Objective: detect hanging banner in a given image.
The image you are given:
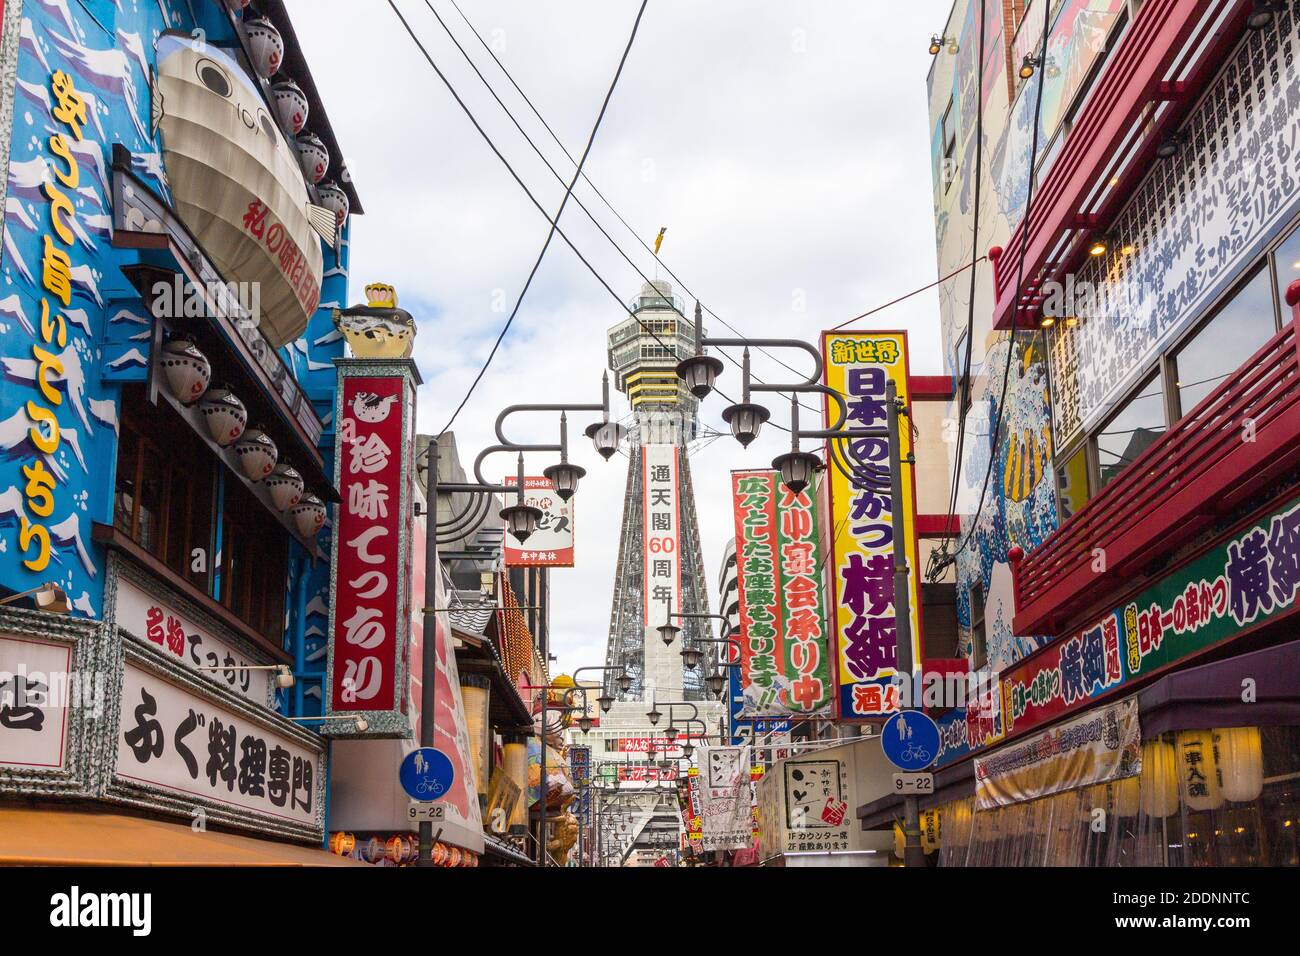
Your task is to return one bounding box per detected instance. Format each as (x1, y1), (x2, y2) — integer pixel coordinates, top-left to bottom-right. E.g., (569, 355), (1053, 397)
(503, 476), (575, 567)
(698, 745), (753, 851)
(730, 470), (833, 717)
(821, 331), (922, 720)
(325, 362), (418, 735)
(974, 696), (1141, 810)
(643, 444), (681, 628)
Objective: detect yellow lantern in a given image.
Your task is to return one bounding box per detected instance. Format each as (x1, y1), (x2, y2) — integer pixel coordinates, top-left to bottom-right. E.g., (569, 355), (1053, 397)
(921, 808), (942, 853)
(947, 799), (974, 846)
(1139, 739), (1180, 817)
(503, 738), (529, 831)
(1176, 730), (1223, 812)
(893, 822), (905, 859)
(1113, 774), (1141, 817)
(1215, 727), (1264, 803)
(459, 677), (491, 803)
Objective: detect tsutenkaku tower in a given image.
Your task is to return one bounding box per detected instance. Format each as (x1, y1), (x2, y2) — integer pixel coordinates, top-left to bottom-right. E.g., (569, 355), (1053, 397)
(602, 281), (716, 703)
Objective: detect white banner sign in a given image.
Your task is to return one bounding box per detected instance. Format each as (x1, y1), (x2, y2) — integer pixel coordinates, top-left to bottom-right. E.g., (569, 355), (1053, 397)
(642, 443), (680, 628)
(0, 633), (73, 770)
(783, 758), (852, 853)
(699, 745), (752, 851)
(116, 663), (321, 827)
(115, 577), (271, 705)
(503, 476), (575, 566)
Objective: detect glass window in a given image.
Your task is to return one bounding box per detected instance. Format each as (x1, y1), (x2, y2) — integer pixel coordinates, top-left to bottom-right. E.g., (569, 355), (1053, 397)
(1174, 265), (1277, 417)
(1273, 217), (1300, 311)
(1095, 373), (1166, 489)
(968, 583), (986, 672)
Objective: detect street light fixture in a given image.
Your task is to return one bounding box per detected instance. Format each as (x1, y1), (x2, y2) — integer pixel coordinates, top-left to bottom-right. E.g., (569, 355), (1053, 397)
(676, 350), (724, 399)
(617, 672), (632, 694)
(705, 672), (726, 697)
(658, 621), (680, 646)
(680, 646), (702, 670)
(646, 703), (662, 726)
(578, 715), (593, 733)
(597, 692), (615, 713)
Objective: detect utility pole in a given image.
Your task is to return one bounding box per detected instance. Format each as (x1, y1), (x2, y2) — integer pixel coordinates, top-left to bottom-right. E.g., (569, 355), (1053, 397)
(886, 378), (925, 868)
(418, 438), (441, 867)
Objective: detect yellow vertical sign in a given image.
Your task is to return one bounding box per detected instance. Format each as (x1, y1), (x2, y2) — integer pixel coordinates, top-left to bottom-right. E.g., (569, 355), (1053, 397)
(820, 331), (922, 720)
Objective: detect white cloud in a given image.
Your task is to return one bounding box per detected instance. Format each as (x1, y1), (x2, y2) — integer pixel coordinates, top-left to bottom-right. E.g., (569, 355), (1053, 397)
(288, 0), (953, 679)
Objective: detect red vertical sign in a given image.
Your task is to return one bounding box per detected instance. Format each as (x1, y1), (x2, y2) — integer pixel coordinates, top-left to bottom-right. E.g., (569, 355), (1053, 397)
(330, 376), (410, 713)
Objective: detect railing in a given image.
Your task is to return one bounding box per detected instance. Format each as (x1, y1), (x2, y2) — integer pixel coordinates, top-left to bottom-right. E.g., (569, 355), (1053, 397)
(992, 0), (1235, 329)
(1011, 305), (1300, 636)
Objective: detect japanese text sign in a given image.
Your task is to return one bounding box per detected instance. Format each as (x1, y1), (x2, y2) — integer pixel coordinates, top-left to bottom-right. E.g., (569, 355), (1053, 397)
(643, 443), (681, 628)
(326, 366), (416, 728)
(821, 331), (922, 720)
(503, 476), (575, 567)
(730, 470), (833, 717)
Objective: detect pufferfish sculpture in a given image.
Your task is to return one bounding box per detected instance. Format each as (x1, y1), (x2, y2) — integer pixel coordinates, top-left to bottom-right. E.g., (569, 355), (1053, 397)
(333, 283), (417, 359)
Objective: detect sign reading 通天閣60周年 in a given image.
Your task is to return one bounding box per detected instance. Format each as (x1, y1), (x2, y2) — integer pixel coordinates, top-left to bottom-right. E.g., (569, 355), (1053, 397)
(935, 491), (1300, 768)
(820, 331), (922, 721)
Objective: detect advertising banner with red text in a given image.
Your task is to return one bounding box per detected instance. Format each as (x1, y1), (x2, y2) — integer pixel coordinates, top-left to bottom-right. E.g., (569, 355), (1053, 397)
(503, 475), (575, 567)
(730, 470), (833, 718)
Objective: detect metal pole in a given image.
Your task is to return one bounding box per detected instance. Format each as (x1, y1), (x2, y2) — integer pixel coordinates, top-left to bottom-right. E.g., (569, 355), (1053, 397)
(886, 378), (925, 868)
(418, 438), (440, 867)
(538, 691), (548, 866)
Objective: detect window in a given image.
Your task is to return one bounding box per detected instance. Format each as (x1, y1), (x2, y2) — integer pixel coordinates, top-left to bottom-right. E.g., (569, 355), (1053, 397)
(921, 583), (960, 659)
(1095, 373), (1166, 490)
(1173, 265), (1278, 417)
(1056, 443), (1090, 520)
(968, 582), (987, 672)
(113, 384), (287, 640)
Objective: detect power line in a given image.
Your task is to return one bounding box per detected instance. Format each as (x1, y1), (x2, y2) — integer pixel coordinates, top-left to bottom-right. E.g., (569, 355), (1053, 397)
(410, 0), (649, 436)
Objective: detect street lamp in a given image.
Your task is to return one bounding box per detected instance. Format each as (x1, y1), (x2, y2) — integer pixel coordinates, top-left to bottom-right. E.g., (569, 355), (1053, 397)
(646, 703), (662, 726)
(617, 672), (632, 694)
(658, 621), (679, 646)
(578, 715), (593, 733)
(597, 692), (615, 713)
(680, 646), (702, 670)
(705, 672), (726, 698)
(582, 373), (628, 461)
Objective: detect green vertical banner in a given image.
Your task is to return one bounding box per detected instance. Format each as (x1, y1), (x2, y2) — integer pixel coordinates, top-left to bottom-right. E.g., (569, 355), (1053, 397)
(731, 470), (833, 717)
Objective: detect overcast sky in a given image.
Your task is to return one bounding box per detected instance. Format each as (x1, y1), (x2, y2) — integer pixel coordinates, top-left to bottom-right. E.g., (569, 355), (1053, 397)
(289, 0), (953, 678)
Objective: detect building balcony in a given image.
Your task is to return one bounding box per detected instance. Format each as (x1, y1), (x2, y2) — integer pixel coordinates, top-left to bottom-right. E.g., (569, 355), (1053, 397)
(1010, 299), (1300, 637)
(991, 0), (1259, 330)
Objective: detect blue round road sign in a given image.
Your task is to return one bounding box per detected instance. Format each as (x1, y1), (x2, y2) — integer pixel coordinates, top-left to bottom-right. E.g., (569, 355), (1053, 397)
(400, 747), (455, 802)
(881, 711), (940, 772)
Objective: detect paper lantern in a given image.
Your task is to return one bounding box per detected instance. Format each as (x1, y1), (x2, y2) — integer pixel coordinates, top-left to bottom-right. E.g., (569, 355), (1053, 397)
(296, 133), (329, 184)
(243, 17), (284, 79)
(947, 799), (974, 846)
(893, 822), (904, 859)
(290, 492), (326, 538)
(198, 387), (247, 446)
(160, 337), (211, 405)
(270, 80), (309, 134)
(316, 180), (350, 228)
(1139, 740), (1180, 818)
(460, 678), (491, 801)
(503, 740), (529, 832)
(266, 463), (304, 511)
(1177, 730), (1223, 812)
(328, 832), (355, 857)
(921, 808), (942, 853)
(1215, 727), (1264, 803)
(233, 428), (278, 481)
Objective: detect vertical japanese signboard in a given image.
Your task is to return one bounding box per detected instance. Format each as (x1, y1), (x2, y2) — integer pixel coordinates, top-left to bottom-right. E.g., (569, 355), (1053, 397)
(643, 444), (680, 628)
(821, 331), (922, 721)
(326, 361), (419, 736)
(730, 470), (833, 717)
(503, 476), (575, 567)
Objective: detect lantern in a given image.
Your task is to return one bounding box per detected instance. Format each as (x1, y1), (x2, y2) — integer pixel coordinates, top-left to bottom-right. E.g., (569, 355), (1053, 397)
(270, 79), (309, 135)
(266, 463), (304, 511)
(584, 420), (627, 461)
(1113, 773), (1141, 817)
(243, 18), (284, 79)
(1177, 730), (1223, 812)
(721, 401), (770, 448)
(296, 133), (329, 184)
(772, 449), (822, 495)
(460, 676), (491, 806)
(920, 808), (941, 853)
(290, 493), (326, 538)
(543, 461), (585, 503)
(1139, 739), (1180, 818)
(328, 831), (355, 857)
(316, 180), (350, 229)
(160, 337), (211, 405)
(233, 428), (278, 481)
(1215, 727), (1264, 803)
(198, 387), (247, 446)
(676, 352), (724, 399)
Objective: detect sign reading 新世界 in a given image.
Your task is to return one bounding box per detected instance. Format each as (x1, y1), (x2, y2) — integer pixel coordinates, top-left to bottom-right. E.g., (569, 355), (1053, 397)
(821, 331), (922, 720)
(730, 470), (833, 718)
(643, 444), (680, 629)
(936, 491), (1300, 768)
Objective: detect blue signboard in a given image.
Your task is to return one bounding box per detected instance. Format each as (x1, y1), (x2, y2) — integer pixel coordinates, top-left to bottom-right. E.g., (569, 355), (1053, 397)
(881, 711), (940, 772)
(399, 747), (455, 802)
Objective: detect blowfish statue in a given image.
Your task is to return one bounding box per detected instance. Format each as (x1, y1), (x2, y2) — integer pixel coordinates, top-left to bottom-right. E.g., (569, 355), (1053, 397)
(333, 283), (417, 359)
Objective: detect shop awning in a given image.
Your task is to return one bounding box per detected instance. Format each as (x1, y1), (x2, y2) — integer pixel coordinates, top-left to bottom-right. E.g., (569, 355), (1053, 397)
(0, 807), (362, 866)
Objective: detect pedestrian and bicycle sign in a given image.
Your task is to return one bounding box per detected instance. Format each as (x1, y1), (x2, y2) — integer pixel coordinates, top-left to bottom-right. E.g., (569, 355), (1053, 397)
(881, 711), (940, 772)
(400, 747), (455, 802)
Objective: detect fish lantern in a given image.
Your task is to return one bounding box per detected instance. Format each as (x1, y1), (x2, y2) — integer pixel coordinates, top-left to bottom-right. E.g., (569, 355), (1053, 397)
(332, 283), (417, 359)
(290, 492), (327, 538)
(160, 336), (211, 405)
(328, 832), (355, 857)
(266, 463), (304, 511)
(234, 428), (278, 481)
(153, 34), (331, 348)
(244, 18), (284, 80)
(198, 387), (247, 446)
(271, 79), (309, 134)
(296, 133), (329, 184)
(316, 180), (350, 229)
